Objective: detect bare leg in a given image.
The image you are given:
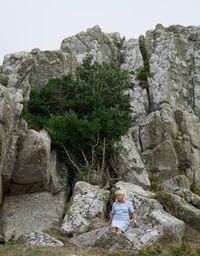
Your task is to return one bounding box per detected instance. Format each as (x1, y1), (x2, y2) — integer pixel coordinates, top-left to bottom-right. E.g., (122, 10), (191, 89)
(116, 227), (122, 233)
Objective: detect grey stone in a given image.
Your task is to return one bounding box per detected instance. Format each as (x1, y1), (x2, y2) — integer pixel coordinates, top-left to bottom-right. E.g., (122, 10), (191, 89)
(9, 129), (67, 195)
(0, 190), (66, 241)
(19, 231), (64, 247)
(111, 132), (150, 188)
(158, 192), (200, 232)
(70, 181), (184, 251)
(61, 181), (110, 235)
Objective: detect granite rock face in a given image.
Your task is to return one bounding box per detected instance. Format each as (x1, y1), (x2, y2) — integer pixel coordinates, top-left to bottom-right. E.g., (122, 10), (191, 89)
(110, 132), (150, 188)
(60, 25), (120, 64)
(0, 190), (66, 241)
(0, 24), (200, 250)
(158, 175), (200, 231)
(61, 181), (110, 235)
(138, 24), (200, 186)
(69, 181), (185, 252)
(19, 231), (64, 247)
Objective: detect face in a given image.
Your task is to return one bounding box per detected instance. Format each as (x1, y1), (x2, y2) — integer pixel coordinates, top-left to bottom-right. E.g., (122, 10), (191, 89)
(116, 194), (124, 202)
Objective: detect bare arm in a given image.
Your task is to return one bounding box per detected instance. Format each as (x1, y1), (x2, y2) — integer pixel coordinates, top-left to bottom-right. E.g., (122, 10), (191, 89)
(130, 212), (140, 227)
(104, 213), (114, 227)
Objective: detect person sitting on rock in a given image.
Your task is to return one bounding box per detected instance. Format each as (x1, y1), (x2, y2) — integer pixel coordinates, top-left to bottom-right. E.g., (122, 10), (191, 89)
(104, 190), (140, 233)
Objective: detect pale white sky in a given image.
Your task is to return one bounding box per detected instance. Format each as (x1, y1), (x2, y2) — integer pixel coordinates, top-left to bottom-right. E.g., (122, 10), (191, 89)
(0, 0), (200, 64)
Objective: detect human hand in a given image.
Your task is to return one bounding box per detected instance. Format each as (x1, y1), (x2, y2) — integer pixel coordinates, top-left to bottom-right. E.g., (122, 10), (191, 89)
(133, 221), (140, 228)
(104, 222), (110, 227)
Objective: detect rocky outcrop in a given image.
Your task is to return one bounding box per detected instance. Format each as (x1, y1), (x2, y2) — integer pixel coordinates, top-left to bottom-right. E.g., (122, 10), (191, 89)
(139, 102), (200, 185)
(158, 175), (200, 231)
(0, 190), (66, 241)
(60, 25), (120, 64)
(0, 24), (200, 251)
(145, 24), (200, 115)
(138, 24), (200, 186)
(8, 129), (67, 195)
(70, 181), (185, 252)
(0, 84), (24, 204)
(61, 181), (110, 235)
(110, 133), (150, 188)
(19, 231), (64, 247)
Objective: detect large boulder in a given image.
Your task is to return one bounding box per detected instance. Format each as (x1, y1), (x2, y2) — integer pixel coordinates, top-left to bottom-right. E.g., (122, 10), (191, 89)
(158, 175), (200, 225)
(110, 133), (150, 188)
(136, 24), (200, 186)
(69, 181), (185, 251)
(19, 231), (64, 247)
(29, 48), (74, 89)
(120, 38), (143, 74)
(0, 85), (24, 203)
(139, 103), (200, 185)
(2, 52), (34, 100)
(158, 191), (200, 232)
(9, 129), (67, 195)
(0, 190), (66, 241)
(61, 181), (110, 236)
(60, 25), (120, 64)
(145, 24), (200, 115)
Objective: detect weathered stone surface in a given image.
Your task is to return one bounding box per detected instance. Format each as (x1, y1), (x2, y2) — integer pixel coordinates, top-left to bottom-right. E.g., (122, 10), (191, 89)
(9, 129), (67, 195)
(0, 190), (66, 241)
(140, 103), (178, 152)
(0, 85), (24, 203)
(145, 24), (200, 115)
(19, 231), (64, 247)
(113, 181), (185, 241)
(61, 181), (110, 235)
(121, 38), (143, 74)
(61, 25), (120, 64)
(1, 24), (200, 251)
(158, 191), (200, 232)
(129, 86), (149, 152)
(159, 175), (191, 193)
(30, 49), (75, 89)
(139, 103), (200, 185)
(136, 24), (200, 186)
(120, 37), (149, 152)
(2, 52), (34, 100)
(70, 181), (184, 251)
(48, 150), (68, 194)
(174, 109), (200, 150)
(111, 133), (150, 188)
(10, 129), (51, 194)
(2, 135), (19, 192)
(159, 175), (200, 209)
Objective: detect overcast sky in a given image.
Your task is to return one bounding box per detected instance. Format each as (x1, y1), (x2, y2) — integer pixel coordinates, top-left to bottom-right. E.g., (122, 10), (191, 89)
(1, 0), (200, 64)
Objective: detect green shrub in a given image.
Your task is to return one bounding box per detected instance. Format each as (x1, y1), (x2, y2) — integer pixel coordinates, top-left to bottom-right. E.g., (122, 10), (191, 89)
(136, 59), (150, 81)
(149, 174), (166, 191)
(178, 159), (192, 171)
(22, 55), (132, 184)
(0, 77), (8, 86)
(113, 36), (126, 50)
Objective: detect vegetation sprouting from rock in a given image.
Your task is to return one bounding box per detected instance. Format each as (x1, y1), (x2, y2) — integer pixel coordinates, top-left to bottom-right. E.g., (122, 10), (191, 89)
(22, 55), (132, 185)
(136, 59), (150, 81)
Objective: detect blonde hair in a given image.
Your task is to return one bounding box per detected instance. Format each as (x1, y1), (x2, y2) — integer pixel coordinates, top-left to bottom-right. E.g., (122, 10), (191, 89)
(115, 190), (128, 201)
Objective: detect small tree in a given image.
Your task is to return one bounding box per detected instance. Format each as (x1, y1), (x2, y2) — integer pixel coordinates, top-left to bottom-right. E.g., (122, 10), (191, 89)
(23, 55), (132, 185)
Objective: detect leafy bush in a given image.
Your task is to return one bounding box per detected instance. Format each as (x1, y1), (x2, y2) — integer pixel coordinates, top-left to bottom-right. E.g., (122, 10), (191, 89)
(22, 55), (132, 184)
(113, 36), (126, 50)
(0, 77), (8, 86)
(136, 59), (150, 81)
